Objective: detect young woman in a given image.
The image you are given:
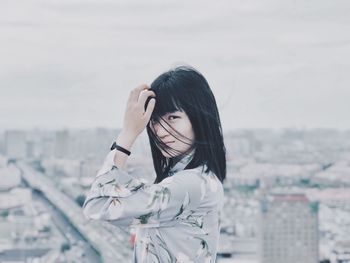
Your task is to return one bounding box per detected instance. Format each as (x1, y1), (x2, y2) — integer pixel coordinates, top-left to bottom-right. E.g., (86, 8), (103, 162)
(83, 65), (226, 262)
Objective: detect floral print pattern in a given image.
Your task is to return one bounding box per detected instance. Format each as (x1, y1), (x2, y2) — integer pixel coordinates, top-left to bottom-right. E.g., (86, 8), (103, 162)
(83, 149), (224, 262)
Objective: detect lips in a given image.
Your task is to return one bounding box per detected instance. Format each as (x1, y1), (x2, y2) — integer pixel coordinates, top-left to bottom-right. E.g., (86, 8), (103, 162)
(163, 141), (175, 145)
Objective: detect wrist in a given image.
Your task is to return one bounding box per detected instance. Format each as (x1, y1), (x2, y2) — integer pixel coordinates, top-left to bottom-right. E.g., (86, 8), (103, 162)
(115, 130), (137, 150)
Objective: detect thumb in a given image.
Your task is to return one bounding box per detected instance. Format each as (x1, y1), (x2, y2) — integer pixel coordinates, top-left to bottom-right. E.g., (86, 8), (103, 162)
(144, 98), (156, 120)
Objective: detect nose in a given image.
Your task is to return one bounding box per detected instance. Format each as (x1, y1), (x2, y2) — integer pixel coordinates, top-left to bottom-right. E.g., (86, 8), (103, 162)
(152, 121), (169, 137)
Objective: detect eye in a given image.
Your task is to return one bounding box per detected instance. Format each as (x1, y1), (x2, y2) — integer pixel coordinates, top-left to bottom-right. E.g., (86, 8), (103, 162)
(168, 115), (179, 120)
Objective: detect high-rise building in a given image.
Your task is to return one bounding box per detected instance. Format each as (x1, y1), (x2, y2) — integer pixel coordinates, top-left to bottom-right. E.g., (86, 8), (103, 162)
(26, 140), (35, 158)
(54, 129), (69, 158)
(259, 192), (319, 263)
(4, 130), (27, 159)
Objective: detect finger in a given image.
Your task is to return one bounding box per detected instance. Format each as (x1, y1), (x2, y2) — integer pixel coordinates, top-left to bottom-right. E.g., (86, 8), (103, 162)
(138, 90), (156, 106)
(144, 98), (156, 120)
(138, 89), (156, 100)
(129, 84), (149, 103)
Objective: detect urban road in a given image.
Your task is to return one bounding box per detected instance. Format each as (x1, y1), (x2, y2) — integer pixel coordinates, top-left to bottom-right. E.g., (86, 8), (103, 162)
(16, 161), (132, 263)
(31, 187), (102, 263)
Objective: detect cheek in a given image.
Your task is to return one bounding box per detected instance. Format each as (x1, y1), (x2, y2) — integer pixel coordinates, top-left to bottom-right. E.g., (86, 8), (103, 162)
(175, 121), (194, 141)
(185, 119), (195, 139)
(188, 129), (195, 142)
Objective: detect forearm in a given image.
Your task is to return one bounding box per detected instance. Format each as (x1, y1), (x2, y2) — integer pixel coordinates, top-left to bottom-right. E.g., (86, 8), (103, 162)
(113, 130), (137, 170)
(111, 85), (155, 170)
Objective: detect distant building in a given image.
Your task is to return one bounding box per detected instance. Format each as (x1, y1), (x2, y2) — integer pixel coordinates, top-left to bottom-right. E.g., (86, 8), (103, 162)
(41, 136), (55, 159)
(259, 192), (319, 263)
(0, 164), (22, 191)
(311, 161), (350, 187)
(54, 130), (69, 158)
(0, 188), (32, 210)
(4, 130), (27, 159)
(330, 240), (350, 262)
(0, 133), (5, 155)
(218, 236), (258, 261)
(26, 140), (35, 158)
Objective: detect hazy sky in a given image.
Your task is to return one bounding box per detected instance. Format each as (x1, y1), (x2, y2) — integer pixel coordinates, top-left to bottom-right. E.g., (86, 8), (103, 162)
(1, 0), (350, 131)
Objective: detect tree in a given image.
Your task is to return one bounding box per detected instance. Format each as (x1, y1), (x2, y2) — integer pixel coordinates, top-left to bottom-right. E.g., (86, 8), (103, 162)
(0, 210), (9, 217)
(75, 194), (86, 207)
(60, 242), (71, 253)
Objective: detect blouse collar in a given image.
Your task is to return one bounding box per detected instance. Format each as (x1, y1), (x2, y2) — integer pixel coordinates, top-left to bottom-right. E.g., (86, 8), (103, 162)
(168, 148), (196, 176)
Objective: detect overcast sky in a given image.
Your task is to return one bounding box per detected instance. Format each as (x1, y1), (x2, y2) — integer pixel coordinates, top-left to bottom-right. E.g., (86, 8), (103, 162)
(1, 0), (349, 132)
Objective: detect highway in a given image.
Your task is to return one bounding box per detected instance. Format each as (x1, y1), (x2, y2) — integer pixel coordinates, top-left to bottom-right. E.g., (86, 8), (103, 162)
(31, 188), (102, 263)
(16, 161), (133, 263)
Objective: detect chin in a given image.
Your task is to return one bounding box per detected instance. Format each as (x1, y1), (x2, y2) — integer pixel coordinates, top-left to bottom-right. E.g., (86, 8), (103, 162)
(160, 149), (179, 158)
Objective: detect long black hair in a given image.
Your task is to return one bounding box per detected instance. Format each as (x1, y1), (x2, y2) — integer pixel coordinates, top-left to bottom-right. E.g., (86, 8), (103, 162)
(145, 65), (226, 184)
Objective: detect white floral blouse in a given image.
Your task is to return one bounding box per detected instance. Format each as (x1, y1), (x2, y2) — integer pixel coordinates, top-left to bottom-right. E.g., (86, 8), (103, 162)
(83, 148), (224, 263)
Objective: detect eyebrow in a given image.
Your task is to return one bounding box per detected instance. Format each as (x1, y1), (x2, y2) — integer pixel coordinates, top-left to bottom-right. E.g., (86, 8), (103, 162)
(166, 110), (182, 115)
(151, 111), (182, 122)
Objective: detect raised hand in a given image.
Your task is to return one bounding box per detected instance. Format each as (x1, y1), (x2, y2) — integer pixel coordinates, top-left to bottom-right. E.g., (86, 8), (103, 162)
(122, 84), (156, 139)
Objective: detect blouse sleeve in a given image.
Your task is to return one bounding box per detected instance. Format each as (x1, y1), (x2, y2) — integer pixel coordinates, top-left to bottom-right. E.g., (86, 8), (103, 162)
(82, 150), (203, 228)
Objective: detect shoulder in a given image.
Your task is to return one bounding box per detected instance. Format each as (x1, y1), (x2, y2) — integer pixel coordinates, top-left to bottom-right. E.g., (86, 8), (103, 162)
(165, 165), (222, 194)
(160, 165), (223, 192)
(167, 165), (204, 183)
(157, 166), (205, 196)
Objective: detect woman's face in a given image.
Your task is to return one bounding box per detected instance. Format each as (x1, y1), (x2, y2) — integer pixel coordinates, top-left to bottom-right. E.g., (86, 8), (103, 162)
(150, 110), (195, 158)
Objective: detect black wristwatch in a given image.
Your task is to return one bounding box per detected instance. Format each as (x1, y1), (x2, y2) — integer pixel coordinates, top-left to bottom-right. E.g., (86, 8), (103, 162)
(110, 141), (131, 156)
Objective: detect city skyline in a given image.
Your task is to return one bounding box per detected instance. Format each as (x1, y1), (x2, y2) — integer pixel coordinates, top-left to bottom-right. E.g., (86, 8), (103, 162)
(1, 126), (350, 261)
